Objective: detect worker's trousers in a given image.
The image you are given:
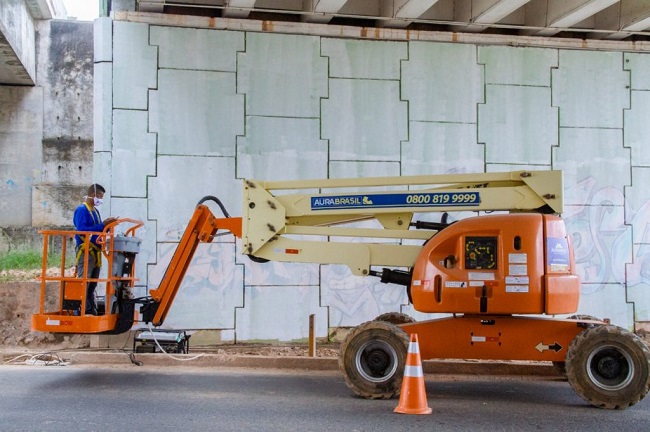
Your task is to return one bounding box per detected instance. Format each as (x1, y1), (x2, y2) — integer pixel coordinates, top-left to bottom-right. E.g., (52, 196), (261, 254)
(76, 246), (100, 315)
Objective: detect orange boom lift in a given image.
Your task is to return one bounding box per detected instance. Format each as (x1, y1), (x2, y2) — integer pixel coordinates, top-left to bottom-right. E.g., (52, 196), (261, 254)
(32, 170), (650, 409)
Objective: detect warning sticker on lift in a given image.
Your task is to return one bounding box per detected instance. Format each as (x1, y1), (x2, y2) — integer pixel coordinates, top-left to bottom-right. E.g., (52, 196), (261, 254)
(509, 253), (527, 264)
(471, 335), (500, 343)
(505, 276), (529, 284)
(505, 276), (529, 293)
(311, 191), (480, 210)
(509, 264), (527, 275)
(445, 281), (468, 288)
(45, 319), (72, 326)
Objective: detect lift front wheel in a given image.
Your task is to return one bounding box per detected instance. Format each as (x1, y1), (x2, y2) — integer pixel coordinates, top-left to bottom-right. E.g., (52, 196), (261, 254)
(566, 325), (650, 409)
(339, 320), (409, 399)
(373, 312), (416, 325)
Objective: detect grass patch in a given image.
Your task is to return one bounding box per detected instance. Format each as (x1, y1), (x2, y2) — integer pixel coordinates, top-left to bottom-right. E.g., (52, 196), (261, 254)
(0, 250), (62, 271)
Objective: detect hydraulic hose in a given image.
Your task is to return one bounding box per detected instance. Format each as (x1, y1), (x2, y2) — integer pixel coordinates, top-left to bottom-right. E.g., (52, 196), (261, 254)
(196, 195), (231, 218)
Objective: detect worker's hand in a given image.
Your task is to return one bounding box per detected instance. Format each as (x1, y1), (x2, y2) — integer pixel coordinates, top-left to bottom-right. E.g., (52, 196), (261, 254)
(104, 217), (119, 226)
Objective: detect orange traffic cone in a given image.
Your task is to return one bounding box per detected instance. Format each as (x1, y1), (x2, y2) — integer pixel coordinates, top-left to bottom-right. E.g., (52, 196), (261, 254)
(394, 333), (432, 415)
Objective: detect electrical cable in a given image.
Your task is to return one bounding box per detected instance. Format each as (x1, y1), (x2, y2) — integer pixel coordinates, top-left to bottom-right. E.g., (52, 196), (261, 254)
(4, 337), (146, 367)
(145, 323), (204, 362)
(3, 352), (68, 366)
(128, 352), (143, 366)
(196, 196), (230, 218)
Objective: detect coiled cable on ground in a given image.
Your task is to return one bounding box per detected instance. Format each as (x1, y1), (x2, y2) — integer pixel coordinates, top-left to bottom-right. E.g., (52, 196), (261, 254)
(3, 352), (68, 366)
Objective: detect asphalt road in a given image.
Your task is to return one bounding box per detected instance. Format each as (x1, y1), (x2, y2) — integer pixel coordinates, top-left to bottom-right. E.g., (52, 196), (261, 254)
(0, 365), (648, 432)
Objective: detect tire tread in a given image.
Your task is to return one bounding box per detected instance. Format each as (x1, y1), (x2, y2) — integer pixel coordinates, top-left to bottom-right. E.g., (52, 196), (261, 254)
(338, 320), (409, 399)
(566, 325), (650, 409)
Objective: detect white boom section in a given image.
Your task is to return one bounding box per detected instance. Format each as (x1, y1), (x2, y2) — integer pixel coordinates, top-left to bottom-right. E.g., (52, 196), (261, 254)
(241, 170), (563, 275)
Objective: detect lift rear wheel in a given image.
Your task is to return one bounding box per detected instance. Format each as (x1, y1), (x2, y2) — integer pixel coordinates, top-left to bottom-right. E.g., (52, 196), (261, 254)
(339, 320), (409, 399)
(566, 325), (650, 409)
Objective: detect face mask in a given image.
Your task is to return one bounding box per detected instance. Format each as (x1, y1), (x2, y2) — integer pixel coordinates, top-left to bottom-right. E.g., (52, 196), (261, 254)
(93, 197), (103, 207)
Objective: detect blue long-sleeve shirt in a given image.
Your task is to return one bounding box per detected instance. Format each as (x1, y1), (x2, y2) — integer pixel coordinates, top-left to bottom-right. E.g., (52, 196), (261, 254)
(73, 202), (105, 247)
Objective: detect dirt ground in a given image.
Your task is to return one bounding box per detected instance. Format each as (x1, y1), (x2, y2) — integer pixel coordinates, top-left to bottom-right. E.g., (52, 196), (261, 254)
(0, 267), (88, 349)
(195, 343), (340, 358)
(0, 267), (74, 283)
(0, 277), (89, 348)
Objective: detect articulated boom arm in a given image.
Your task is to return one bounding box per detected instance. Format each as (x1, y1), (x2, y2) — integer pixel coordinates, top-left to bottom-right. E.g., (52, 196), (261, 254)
(242, 170), (563, 276)
(30, 170), (563, 332)
(145, 205), (242, 326)
(144, 170), (561, 326)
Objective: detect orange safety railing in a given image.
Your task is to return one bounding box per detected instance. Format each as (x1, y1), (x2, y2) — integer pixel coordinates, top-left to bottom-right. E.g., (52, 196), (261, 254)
(32, 218), (144, 334)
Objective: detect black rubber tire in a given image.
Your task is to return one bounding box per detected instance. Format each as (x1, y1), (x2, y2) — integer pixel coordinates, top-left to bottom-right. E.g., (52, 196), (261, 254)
(339, 320), (410, 399)
(553, 315), (602, 376)
(374, 312), (416, 325)
(566, 325), (650, 409)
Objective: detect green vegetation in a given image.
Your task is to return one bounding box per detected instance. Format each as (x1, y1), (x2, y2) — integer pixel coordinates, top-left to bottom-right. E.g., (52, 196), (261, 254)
(0, 250), (61, 271)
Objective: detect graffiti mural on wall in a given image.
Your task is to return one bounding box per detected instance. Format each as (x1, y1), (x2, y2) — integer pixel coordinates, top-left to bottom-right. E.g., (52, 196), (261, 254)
(561, 176), (648, 325)
(627, 201), (650, 289)
(322, 265), (408, 327)
(564, 177), (630, 291)
(241, 253), (320, 287)
(148, 242), (244, 329)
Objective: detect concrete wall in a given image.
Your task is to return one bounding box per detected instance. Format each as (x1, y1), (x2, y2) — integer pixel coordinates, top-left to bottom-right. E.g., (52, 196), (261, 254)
(0, 0), (37, 84)
(96, 16), (650, 341)
(0, 86), (43, 229)
(0, 18), (92, 260)
(0, 2), (40, 234)
(33, 19), (94, 228)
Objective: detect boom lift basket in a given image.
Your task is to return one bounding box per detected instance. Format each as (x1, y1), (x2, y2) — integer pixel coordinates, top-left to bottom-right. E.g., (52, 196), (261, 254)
(31, 219), (144, 334)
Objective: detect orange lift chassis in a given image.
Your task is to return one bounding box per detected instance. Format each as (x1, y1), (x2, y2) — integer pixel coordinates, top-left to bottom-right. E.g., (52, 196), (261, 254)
(32, 170), (650, 410)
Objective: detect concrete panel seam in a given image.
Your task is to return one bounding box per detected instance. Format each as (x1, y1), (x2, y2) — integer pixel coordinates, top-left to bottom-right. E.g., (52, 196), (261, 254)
(408, 119), (486, 125)
(156, 67), (237, 74)
(233, 33), (248, 180)
(482, 82), (554, 88)
(476, 45), (486, 172)
(326, 77), (401, 82)
(328, 158), (402, 163)
(398, 42), (409, 175)
(234, 134), (245, 180)
(232, 260), (246, 336)
(243, 114), (321, 120)
(319, 37), (331, 178)
(557, 126), (628, 130)
(155, 153), (236, 159)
